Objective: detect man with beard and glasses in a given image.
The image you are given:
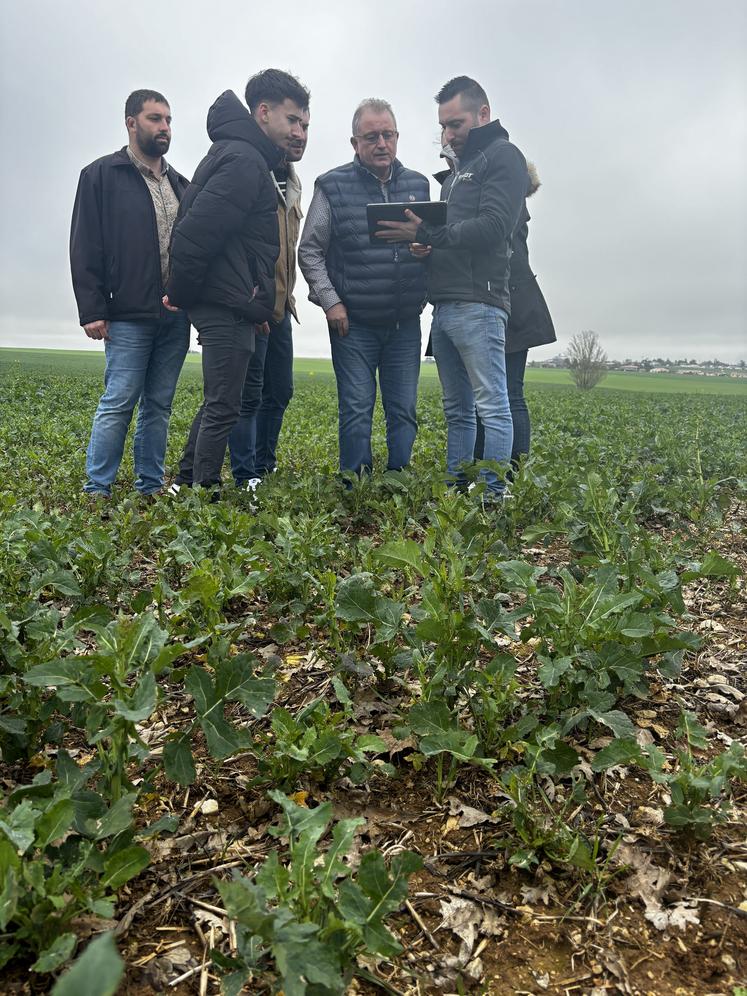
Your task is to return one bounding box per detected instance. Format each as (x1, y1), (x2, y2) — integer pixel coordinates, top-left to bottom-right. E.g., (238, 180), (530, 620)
(164, 70), (310, 496)
(70, 89), (190, 500)
(227, 103), (310, 493)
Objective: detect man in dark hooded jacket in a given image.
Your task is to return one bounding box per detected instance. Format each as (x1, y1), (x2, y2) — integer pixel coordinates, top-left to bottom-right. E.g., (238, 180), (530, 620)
(165, 70), (310, 492)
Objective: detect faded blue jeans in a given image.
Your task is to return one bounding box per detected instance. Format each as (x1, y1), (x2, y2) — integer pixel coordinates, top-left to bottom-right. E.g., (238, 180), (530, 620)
(474, 348), (530, 467)
(85, 312), (190, 495)
(229, 310), (294, 483)
(431, 301), (512, 494)
(329, 316), (421, 475)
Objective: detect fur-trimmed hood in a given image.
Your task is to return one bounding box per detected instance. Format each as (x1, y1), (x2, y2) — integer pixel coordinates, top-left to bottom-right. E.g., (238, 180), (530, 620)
(526, 161), (541, 197)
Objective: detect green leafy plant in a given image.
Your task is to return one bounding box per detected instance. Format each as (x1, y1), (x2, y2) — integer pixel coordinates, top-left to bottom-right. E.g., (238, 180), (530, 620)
(257, 697), (392, 789)
(50, 932), (124, 996)
(163, 651), (276, 785)
(22, 612), (182, 800)
(213, 791), (422, 995)
(592, 712), (747, 839)
(402, 699), (495, 801)
(0, 751), (169, 972)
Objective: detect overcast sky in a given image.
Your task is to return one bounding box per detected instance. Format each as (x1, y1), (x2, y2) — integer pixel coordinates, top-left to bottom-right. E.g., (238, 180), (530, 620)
(1, 0), (745, 362)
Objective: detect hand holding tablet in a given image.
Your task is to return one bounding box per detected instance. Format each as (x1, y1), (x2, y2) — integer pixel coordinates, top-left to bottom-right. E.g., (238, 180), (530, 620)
(367, 201), (446, 244)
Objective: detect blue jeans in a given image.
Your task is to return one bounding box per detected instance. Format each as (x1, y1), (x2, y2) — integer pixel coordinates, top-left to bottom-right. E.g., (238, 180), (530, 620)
(474, 348), (530, 467)
(228, 311), (294, 483)
(329, 317), (421, 475)
(85, 312), (190, 495)
(431, 301), (512, 495)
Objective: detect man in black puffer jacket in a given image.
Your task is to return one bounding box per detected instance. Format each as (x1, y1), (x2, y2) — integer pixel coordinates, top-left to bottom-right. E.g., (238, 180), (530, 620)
(165, 70), (310, 492)
(299, 98), (429, 478)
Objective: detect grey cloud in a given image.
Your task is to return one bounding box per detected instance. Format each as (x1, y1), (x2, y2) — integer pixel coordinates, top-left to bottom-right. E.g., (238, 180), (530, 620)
(0, 0), (744, 360)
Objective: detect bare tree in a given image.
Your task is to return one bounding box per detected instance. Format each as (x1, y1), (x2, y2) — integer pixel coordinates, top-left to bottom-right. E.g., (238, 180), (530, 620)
(567, 330), (608, 390)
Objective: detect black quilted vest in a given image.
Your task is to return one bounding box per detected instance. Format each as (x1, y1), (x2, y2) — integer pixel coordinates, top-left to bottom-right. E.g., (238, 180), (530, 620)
(316, 157), (429, 326)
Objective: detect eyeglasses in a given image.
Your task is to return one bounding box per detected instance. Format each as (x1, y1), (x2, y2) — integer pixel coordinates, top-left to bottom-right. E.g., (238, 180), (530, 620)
(355, 130), (398, 144)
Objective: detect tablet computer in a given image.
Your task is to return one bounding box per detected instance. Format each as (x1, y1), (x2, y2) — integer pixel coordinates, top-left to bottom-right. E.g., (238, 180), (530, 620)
(366, 201), (447, 244)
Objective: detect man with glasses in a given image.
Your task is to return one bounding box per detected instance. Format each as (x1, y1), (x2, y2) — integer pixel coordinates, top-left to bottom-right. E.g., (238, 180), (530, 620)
(298, 98), (429, 478)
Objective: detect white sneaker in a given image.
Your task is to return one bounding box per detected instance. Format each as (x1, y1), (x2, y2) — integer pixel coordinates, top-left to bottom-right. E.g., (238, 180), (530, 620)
(167, 482), (182, 496)
(244, 478), (262, 493)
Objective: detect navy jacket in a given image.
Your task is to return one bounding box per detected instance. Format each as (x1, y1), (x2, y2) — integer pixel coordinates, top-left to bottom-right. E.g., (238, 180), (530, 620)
(165, 91), (283, 322)
(70, 150), (189, 326)
(418, 120), (527, 313)
(317, 158), (429, 326)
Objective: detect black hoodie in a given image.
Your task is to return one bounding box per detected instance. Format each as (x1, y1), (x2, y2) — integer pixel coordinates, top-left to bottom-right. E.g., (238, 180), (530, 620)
(416, 119), (527, 313)
(166, 90), (283, 321)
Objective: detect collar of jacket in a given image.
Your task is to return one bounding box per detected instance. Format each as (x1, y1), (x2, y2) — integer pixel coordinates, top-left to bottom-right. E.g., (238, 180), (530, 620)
(206, 90), (285, 170)
(433, 168), (450, 184)
(352, 155), (405, 186)
(111, 147), (186, 184)
(283, 161), (303, 209)
(461, 118), (510, 162)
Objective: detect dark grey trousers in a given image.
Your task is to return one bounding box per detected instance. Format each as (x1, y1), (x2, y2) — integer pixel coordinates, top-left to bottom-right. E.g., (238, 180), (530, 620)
(176, 306), (255, 487)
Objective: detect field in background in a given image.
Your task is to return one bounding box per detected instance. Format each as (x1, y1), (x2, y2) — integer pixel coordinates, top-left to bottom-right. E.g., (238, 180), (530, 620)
(2, 347), (746, 396)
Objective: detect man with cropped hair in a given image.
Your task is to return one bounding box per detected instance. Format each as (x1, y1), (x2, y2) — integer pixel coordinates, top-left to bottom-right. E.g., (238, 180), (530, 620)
(299, 98), (430, 478)
(377, 76), (527, 501)
(165, 70), (310, 494)
(228, 87), (311, 492)
(70, 89), (190, 499)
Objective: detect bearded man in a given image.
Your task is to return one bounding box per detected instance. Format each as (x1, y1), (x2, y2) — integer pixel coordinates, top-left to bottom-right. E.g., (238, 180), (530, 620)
(70, 89), (190, 498)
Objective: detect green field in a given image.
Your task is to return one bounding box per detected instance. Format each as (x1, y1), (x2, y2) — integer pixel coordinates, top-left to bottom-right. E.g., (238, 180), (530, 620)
(2, 346), (746, 395)
(1, 345), (746, 993)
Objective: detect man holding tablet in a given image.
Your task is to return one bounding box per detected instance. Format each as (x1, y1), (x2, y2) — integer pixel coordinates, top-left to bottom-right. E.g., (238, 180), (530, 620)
(377, 77), (527, 501)
(298, 98), (430, 478)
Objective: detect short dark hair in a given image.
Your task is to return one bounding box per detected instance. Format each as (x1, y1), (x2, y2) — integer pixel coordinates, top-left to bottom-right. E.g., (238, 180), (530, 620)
(244, 69), (310, 113)
(435, 76), (489, 114)
(125, 90), (169, 118)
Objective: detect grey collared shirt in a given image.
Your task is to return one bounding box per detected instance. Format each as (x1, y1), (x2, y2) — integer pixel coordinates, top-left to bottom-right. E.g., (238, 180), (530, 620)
(127, 147), (180, 288)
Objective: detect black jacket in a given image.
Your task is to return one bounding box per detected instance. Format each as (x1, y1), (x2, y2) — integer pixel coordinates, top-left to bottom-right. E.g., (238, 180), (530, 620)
(165, 91), (283, 322)
(426, 161), (556, 356)
(315, 158), (429, 326)
(418, 120), (527, 313)
(69, 150), (189, 326)
(505, 179), (556, 354)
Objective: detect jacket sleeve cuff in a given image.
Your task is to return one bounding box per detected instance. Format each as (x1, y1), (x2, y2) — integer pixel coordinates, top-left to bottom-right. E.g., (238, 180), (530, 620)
(79, 310), (109, 326)
(416, 223), (431, 244)
(318, 288), (343, 313)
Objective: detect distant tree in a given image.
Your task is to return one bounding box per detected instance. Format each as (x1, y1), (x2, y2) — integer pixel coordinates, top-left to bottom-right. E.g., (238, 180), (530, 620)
(740, 360), (746, 371)
(567, 331), (608, 390)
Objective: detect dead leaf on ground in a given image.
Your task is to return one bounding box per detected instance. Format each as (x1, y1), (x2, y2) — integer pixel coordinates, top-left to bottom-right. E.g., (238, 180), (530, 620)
(644, 901), (701, 932)
(447, 796), (499, 828)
